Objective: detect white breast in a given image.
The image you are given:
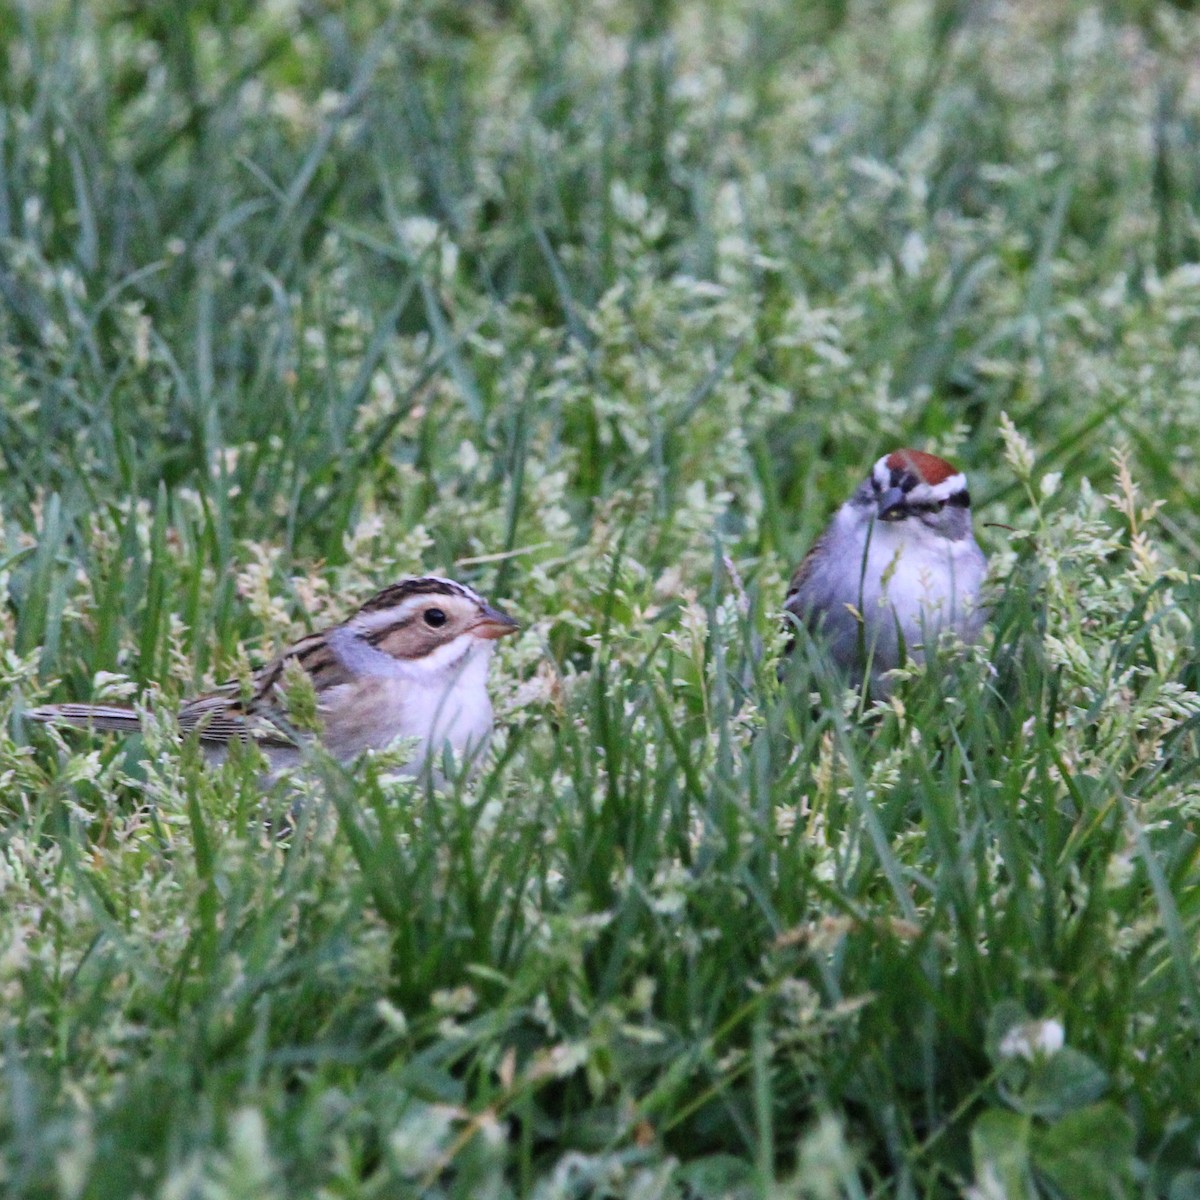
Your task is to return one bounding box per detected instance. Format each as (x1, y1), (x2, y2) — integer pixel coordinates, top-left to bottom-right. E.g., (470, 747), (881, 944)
(802, 504), (986, 687)
(320, 630), (497, 773)
(399, 643), (496, 769)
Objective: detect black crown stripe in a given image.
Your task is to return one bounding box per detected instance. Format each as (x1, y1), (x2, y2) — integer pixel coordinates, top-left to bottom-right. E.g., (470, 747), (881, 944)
(357, 577), (472, 614)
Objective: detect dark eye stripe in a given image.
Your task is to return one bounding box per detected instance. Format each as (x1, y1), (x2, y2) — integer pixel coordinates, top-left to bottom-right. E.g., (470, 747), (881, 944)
(364, 620), (409, 647)
(910, 492), (968, 512)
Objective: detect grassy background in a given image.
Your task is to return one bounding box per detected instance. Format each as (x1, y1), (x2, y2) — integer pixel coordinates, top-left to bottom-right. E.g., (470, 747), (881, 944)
(4, 0), (1200, 1195)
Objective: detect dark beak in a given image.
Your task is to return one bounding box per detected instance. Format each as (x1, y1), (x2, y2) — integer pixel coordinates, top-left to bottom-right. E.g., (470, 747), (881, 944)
(877, 487), (908, 521)
(472, 604), (520, 640)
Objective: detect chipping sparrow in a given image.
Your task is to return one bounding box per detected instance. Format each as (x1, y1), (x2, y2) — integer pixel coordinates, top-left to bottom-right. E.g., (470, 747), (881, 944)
(29, 576), (519, 775)
(784, 449), (987, 693)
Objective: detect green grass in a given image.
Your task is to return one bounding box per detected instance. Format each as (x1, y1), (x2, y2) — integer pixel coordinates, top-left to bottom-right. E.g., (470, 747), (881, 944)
(4, 0), (1200, 1195)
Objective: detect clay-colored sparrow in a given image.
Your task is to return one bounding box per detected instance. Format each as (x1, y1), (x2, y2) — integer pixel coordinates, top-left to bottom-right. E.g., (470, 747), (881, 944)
(29, 576), (518, 774)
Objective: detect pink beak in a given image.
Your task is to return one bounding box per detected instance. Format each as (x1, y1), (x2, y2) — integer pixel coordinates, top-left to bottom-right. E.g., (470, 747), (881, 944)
(472, 605), (520, 640)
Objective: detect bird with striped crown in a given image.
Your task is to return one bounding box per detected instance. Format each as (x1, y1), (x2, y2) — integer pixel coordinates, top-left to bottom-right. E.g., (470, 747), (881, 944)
(28, 577), (519, 776)
(784, 449), (987, 694)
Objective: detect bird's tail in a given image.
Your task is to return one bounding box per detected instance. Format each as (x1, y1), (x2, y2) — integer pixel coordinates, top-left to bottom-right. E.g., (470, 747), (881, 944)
(26, 704), (144, 734)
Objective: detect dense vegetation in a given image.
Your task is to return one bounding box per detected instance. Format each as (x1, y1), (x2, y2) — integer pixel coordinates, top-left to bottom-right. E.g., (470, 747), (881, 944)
(3, 1), (1200, 1195)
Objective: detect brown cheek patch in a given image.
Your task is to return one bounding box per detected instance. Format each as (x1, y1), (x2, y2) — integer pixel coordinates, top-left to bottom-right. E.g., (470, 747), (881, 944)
(374, 621), (442, 661)
(886, 449), (959, 485)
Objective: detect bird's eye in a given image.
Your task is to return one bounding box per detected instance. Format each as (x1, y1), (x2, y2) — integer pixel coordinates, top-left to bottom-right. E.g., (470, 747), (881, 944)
(423, 608), (447, 628)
